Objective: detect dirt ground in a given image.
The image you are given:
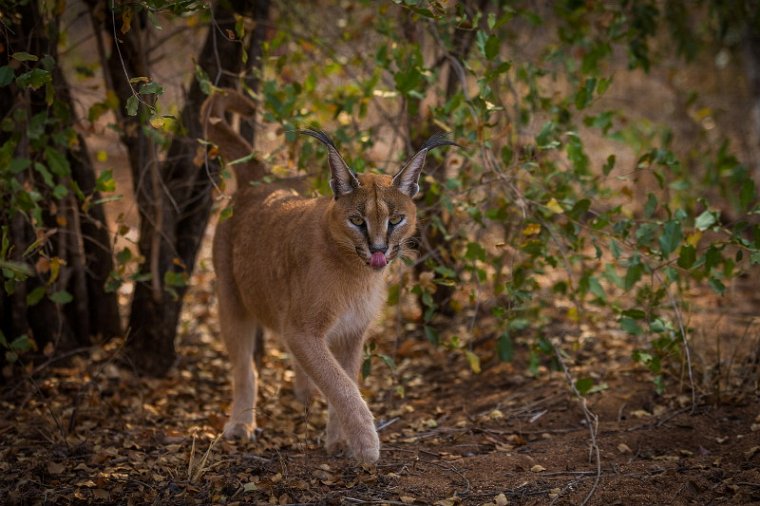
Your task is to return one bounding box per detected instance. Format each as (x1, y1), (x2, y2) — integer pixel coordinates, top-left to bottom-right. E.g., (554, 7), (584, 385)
(1, 255), (759, 505)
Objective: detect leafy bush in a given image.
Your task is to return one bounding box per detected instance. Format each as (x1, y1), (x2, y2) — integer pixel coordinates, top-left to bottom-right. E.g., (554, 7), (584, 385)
(256, 1), (760, 392)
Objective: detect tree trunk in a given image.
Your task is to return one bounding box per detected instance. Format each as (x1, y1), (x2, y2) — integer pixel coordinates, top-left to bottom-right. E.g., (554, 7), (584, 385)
(0, 1), (120, 370)
(93, 1), (270, 375)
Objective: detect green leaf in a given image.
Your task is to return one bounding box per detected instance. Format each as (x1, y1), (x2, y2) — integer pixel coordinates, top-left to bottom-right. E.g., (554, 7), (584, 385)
(33, 163), (54, 188)
(620, 316), (643, 335)
(644, 193), (657, 218)
(574, 78), (596, 110)
(424, 325), (439, 345)
(677, 244), (696, 269)
(739, 179), (755, 212)
(575, 377), (594, 395)
(484, 35), (499, 60)
(164, 270), (188, 288)
(622, 308), (646, 319)
(16, 68), (51, 90)
(0, 66), (14, 87)
(708, 277), (725, 295)
(139, 82), (164, 95)
(49, 290), (73, 305)
(624, 262), (643, 290)
(126, 95), (139, 116)
(602, 154), (616, 175)
(704, 245), (722, 272)
(497, 332), (513, 362)
(465, 242), (486, 262)
(379, 354), (396, 370)
(10, 335), (34, 352)
(12, 52), (39, 62)
(9, 157), (31, 174)
(567, 199), (590, 220)
(659, 220), (682, 257)
(588, 276), (605, 299)
(45, 147), (70, 176)
(26, 286), (46, 306)
(695, 210), (718, 231)
(361, 356), (371, 379)
(53, 184), (68, 199)
(116, 247), (132, 265)
(219, 205), (234, 222)
(96, 169), (116, 192)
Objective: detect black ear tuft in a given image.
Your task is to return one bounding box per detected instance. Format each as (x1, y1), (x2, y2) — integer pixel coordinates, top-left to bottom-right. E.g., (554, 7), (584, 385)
(299, 129), (360, 198)
(420, 131), (461, 152)
(299, 129), (339, 150)
(392, 132), (460, 197)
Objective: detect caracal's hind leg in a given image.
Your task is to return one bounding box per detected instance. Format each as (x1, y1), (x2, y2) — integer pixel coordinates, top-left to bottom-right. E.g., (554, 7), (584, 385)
(218, 287), (259, 440)
(253, 326), (265, 371)
(293, 360), (318, 405)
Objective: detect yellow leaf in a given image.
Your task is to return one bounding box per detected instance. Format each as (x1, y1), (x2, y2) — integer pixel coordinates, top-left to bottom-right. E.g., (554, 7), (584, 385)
(566, 306), (579, 322)
(465, 350), (481, 374)
(488, 409), (504, 420)
(150, 116), (165, 129)
(687, 231), (702, 247)
(546, 197), (563, 214)
(522, 223), (541, 236)
(96, 150), (108, 162)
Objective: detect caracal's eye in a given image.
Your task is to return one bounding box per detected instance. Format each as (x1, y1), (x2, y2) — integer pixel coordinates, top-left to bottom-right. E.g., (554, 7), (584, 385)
(389, 215), (404, 226)
(349, 215), (365, 227)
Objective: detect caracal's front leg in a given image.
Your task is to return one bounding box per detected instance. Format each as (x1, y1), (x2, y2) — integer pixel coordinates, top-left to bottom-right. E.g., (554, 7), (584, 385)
(325, 330), (366, 455)
(286, 332), (379, 464)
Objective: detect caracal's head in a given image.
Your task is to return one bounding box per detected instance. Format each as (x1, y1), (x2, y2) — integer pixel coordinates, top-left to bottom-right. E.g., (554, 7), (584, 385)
(301, 130), (458, 271)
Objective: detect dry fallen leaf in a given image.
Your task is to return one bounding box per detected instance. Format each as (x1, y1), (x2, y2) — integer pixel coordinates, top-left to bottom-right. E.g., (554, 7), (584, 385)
(617, 443), (633, 454)
(47, 462), (65, 475)
(530, 464), (546, 473)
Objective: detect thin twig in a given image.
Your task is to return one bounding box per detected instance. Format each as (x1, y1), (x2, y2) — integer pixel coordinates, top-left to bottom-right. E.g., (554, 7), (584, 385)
(552, 339), (601, 506)
(658, 271), (697, 412)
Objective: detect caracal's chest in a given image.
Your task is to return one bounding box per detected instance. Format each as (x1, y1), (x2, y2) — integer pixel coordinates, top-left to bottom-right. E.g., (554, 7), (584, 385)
(325, 280), (386, 344)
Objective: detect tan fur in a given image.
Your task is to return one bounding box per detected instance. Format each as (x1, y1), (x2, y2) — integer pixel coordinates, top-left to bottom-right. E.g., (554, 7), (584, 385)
(205, 90), (455, 464)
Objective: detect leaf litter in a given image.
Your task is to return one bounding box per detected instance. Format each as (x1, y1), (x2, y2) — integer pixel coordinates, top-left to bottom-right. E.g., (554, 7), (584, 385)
(1, 263), (759, 505)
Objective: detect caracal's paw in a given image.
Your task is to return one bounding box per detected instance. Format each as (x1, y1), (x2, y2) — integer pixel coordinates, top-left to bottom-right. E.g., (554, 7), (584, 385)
(325, 436), (348, 455)
(222, 421), (256, 441)
(345, 425), (380, 464)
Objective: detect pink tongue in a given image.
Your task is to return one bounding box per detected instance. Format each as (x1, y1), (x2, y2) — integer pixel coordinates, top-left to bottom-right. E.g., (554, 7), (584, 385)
(370, 251), (387, 269)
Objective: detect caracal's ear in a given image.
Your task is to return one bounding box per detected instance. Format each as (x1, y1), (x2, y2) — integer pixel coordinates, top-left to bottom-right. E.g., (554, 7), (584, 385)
(393, 132), (460, 197)
(300, 129), (360, 199)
